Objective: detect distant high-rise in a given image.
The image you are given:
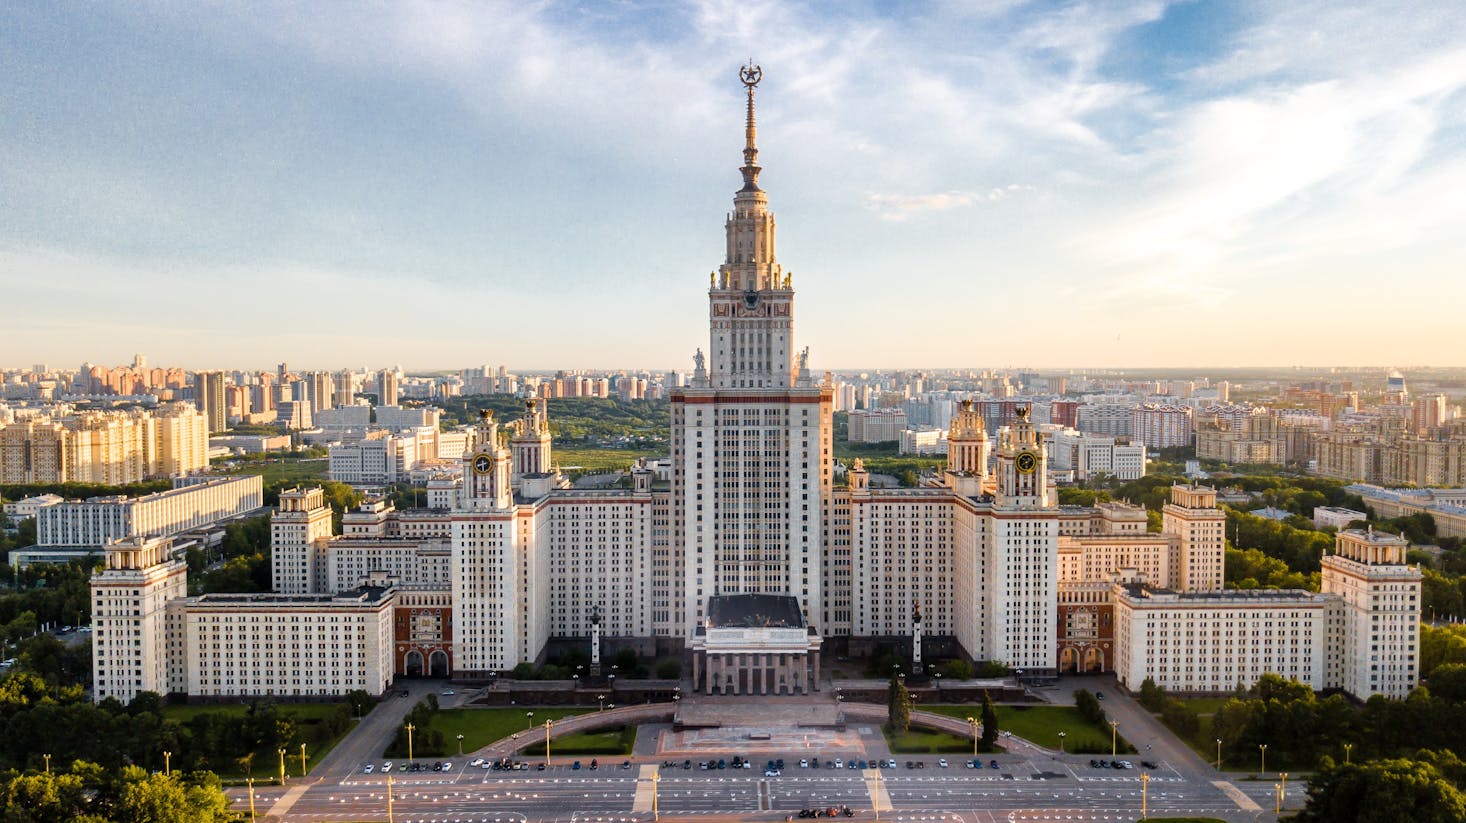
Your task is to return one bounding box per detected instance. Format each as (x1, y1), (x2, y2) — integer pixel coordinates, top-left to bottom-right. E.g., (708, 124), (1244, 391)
(378, 368), (400, 406)
(192, 370), (227, 433)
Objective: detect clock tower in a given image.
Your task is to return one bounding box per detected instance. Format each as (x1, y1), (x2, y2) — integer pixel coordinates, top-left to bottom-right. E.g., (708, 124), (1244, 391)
(987, 403), (1058, 676)
(995, 404), (1050, 508)
(463, 409), (510, 510)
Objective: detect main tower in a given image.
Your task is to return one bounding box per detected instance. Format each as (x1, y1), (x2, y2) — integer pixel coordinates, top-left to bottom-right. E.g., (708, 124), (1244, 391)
(671, 65), (834, 641)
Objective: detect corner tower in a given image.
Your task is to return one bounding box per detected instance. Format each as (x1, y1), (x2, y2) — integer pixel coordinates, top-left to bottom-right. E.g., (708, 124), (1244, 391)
(672, 64), (834, 642)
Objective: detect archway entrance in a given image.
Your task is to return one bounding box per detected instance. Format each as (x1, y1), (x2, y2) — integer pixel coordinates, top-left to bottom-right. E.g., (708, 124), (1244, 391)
(1082, 646), (1104, 673)
(405, 650), (424, 678)
(1059, 646), (1078, 674)
(429, 650), (449, 678)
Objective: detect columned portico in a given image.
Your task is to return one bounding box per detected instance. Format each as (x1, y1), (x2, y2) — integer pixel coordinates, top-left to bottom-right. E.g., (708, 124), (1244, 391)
(688, 593), (822, 695)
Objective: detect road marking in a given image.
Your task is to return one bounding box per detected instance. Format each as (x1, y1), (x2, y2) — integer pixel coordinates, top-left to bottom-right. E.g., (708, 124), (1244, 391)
(630, 764), (658, 813)
(1211, 779), (1263, 811)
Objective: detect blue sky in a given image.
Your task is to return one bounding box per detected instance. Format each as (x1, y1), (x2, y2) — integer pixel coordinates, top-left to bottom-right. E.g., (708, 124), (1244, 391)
(3, 1), (1464, 371)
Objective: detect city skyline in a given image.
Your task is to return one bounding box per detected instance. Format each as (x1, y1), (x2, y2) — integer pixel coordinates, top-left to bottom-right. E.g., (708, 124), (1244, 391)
(4, 2), (1465, 370)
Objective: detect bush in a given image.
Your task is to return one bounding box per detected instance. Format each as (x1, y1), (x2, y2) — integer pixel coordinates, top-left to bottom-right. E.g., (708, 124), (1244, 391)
(1074, 689), (1106, 726)
(655, 659), (682, 679)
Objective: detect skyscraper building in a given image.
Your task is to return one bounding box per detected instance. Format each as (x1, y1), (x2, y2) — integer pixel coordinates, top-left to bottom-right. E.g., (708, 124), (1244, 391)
(192, 370), (227, 433)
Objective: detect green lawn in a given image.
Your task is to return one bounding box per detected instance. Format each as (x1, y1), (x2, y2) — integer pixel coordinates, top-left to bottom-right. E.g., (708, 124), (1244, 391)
(554, 448), (649, 474)
(162, 702), (346, 723)
(218, 457), (328, 487)
(429, 707), (595, 753)
(923, 705), (1134, 754)
(524, 726), (634, 756)
(886, 727), (981, 754)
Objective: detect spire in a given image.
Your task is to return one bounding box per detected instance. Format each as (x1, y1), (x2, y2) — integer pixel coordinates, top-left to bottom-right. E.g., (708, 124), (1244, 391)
(738, 61), (763, 193)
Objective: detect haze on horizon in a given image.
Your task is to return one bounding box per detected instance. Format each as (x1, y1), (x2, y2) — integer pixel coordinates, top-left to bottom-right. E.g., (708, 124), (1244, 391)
(3, 2), (1465, 372)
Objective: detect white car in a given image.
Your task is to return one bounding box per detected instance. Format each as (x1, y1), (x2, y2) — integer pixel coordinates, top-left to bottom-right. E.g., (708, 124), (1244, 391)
(381, 762), (392, 773)
(471, 758), (484, 767)
(834, 759), (843, 769)
(364, 764), (374, 774)
(938, 759), (948, 768)
(442, 689), (456, 696)
(764, 769), (781, 776)
(799, 759), (808, 768)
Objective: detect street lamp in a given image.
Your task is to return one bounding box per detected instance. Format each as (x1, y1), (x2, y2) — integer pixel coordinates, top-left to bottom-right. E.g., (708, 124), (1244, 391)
(1058, 731), (1066, 754)
(1274, 782), (1283, 814)
(543, 719), (554, 768)
(385, 774), (394, 823)
(1141, 771), (1150, 819)
(651, 768), (660, 821)
(1259, 743), (1268, 776)
(1280, 771), (1289, 811)
(526, 711), (534, 732)
(599, 694), (606, 712)
(1110, 720), (1120, 757)
(1216, 738), (1223, 770)
(42, 753), (51, 775)
(299, 743), (307, 778)
(966, 716), (980, 757)
(867, 766), (884, 821)
(247, 777), (257, 823)
(406, 722), (416, 762)
(277, 748), (287, 785)
(1343, 742), (1354, 764)
(457, 733), (465, 756)
(163, 751), (171, 776)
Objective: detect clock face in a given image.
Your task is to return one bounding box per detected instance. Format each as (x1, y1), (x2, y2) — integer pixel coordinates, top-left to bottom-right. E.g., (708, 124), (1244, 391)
(1016, 452), (1038, 474)
(472, 453), (493, 475)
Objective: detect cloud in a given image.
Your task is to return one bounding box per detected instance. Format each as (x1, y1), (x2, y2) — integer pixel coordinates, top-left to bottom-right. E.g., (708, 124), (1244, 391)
(864, 184), (1032, 221)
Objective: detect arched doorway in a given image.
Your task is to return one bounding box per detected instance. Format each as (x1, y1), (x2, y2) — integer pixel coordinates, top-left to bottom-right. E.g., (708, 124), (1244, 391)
(1059, 646), (1078, 674)
(1083, 647), (1104, 673)
(429, 650), (449, 678)
(405, 650), (424, 678)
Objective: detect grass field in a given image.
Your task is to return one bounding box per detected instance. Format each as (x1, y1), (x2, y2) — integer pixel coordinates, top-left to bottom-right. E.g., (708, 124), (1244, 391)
(524, 726), (634, 756)
(218, 457), (329, 487)
(922, 705), (1134, 754)
(554, 448), (651, 474)
(429, 707), (596, 753)
(886, 727), (979, 754)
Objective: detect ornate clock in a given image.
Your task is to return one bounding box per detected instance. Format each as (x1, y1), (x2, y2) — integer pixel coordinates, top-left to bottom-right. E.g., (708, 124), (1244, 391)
(1016, 452), (1038, 474)
(472, 453), (493, 475)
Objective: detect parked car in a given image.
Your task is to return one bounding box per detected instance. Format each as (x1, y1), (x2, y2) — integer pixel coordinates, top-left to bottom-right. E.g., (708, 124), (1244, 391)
(1141, 760), (1159, 770)
(572, 761), (581, 770)
(799, 759), (808, 768)
(364, 764), (374, 774)
(937, 759), (948, 768)
(381, 763), (392, 773)
(989, 760), (999, 770)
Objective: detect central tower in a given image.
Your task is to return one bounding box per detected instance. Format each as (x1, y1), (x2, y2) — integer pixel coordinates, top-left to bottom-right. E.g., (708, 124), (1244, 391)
(672, 65), (834, 642)
(706, 63), (796, 389)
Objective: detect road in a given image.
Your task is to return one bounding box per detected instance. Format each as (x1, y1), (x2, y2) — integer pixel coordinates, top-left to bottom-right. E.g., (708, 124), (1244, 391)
(233, 746), (1298, 822)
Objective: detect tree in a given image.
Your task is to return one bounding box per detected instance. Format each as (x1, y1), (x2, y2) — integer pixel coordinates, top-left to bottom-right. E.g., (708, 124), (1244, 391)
(886, 675), (912, 734)
(1138, 677), (1166, 711)
(942, 659), (974, 680)
(1427, 663), (1466, 703)
(980, 691), (999, 749)
(1074, 689), (1105, 726)
(1296, 757), (1466, 823)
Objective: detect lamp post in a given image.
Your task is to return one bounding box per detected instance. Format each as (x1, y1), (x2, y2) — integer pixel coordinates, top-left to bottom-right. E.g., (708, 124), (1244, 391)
(299, 743), (307, 777)
(1274, 782), (1282, 814)
(651, 768), (660, 821)
(599, 694), (606, 712)
(868, 766), (884, 821)
(543, 719), (553, 768)
(42, 753), (51, 774)
(163, 751), (171, 777)
(1058, 731), (1066, 754)
(277, 748), (287, 785)
(1343, 742), (1353, 764)
(525, 711), (534, 732)
(247, 778), (257, 823)
(1280, 771), (1289, 811)
(966, 716), (979, 757)
(1110, 720), (1119, 757)
(1216, 738), (1223, 771)
(457, 733), (465, 756)
(1141, 771), (1150, 819)
(1259, 743), (1268, 777)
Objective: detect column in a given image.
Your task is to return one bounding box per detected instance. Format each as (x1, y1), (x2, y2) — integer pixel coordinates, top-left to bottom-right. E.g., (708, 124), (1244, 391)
(693, 651), (701, 691)
(707, 654), (716, 695)
(762, 654), (771, 695)
(812, 651), (820, 691)
(732, 654), (740, 695)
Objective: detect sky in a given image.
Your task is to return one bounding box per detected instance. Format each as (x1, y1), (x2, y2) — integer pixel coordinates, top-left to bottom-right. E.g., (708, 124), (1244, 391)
(3, 1), (1465, 372)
